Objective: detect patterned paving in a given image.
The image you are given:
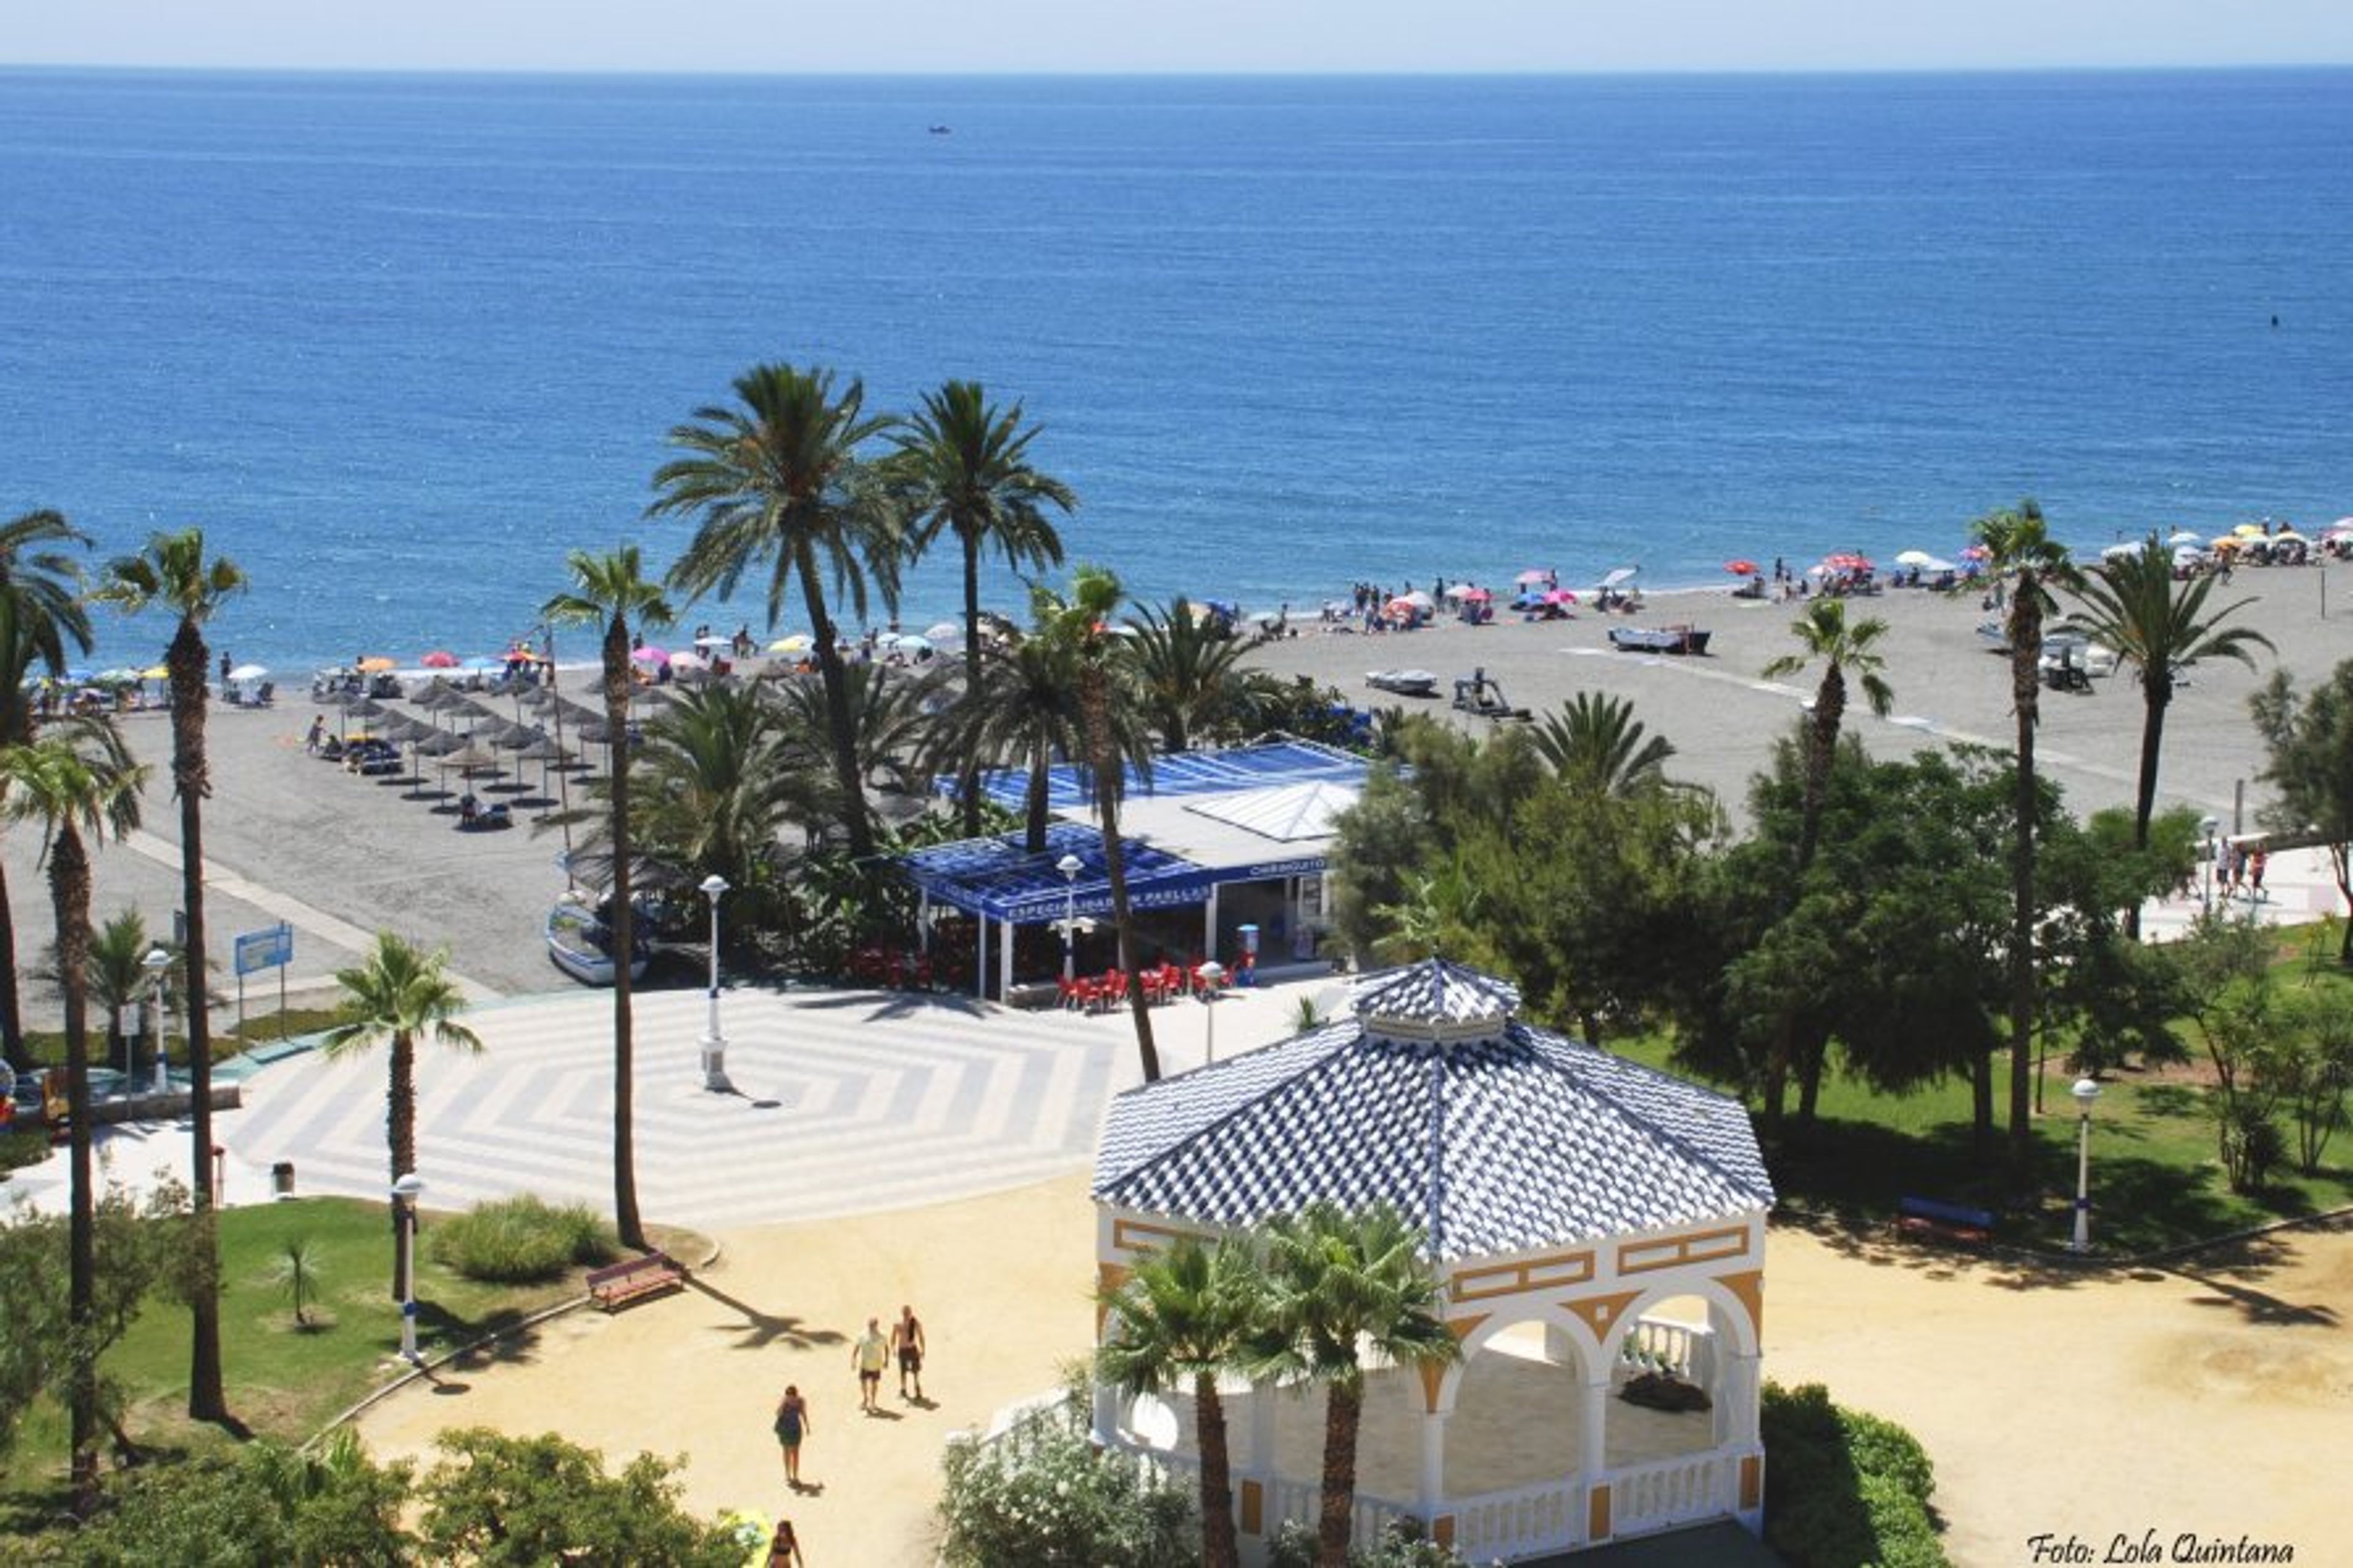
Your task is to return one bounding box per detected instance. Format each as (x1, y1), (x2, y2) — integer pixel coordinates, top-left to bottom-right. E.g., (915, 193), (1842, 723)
(224, 987), (1146, 1230)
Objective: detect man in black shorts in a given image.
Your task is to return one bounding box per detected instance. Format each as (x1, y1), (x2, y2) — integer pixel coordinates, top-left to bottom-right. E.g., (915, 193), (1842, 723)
(893, 1303), (926, 1401)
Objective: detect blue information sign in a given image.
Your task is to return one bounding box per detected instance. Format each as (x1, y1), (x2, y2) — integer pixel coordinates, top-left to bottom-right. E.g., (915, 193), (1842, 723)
(233, 923), (294, 976)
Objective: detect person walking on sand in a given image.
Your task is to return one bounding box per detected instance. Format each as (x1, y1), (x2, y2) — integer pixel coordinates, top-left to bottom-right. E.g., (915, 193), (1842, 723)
(305, 714), (325, 754)
(852, 1317), (889, 1413)
(893, 1304), (927, 1401)
(2249, 848), (2269, 901)
(772, 1384), (810, 1489)
(767, 1518), (805, 1566)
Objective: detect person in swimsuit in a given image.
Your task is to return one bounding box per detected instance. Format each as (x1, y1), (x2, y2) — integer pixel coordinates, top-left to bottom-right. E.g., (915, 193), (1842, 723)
(767, 1518), (804, 1566)
(773, 1384), (809, 1488)
(852, 1317), (889, 1412)
(893, 1304), (926, 1401)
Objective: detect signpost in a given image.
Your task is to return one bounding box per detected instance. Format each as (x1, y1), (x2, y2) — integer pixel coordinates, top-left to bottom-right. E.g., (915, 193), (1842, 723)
(233, 923), (295, 1039)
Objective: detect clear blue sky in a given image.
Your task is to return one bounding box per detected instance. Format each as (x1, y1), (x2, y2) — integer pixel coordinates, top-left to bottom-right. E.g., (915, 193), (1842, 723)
(8, 1), (2352, 74)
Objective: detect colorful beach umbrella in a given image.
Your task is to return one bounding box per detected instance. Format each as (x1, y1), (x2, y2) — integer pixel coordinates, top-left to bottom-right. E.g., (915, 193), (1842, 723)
(140, 665), (170, 680)
(629, 645), (670, 665)
(420, 650), (459, 668)
(668, 650), (710, 673)
(1724, 559), (1758, 575)
(2234, 523), (2268, 539)
(770, 635), (811, 654)
(922, 621), (960, 643)
(1514, 568), (1552, 586)
(1460, 586), (1493, 602)
(1599, 567), (1637, 589)
(357, 656), (396, 673)
(1892, 550), (1935, 568)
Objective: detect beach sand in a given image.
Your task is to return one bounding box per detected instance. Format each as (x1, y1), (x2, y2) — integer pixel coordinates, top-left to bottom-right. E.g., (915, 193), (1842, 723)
(6, 564), (2352, 1564)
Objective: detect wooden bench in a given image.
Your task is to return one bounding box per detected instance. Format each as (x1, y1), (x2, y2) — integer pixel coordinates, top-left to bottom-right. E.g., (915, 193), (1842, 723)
(587, 1251), (686, 1311)
(1896, 1195), (1995, 1246)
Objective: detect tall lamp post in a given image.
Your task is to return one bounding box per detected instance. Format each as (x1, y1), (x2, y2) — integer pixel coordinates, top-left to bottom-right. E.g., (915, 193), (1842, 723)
(699, 873), (732, 1093)
(2070, 1077), (2102, 1254)
(1197, 961), (1226, 1064)
(143, 946), (172, 1094)
(2199, 816), (2220, 909)
(1057, 853), (1083, 982)
(390, 1171), (424, 1363)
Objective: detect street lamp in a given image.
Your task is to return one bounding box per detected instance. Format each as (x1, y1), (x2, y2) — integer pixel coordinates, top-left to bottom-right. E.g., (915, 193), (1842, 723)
(143, 947), (172, 1095)
(1056, 853), (1083, 983)
(2070, 1077), (2102, 1254)
(699, 873), (732, 1093)
(2199, 816), (2221, 909)
(390, 1171), (424, 1363)
(1197, 961), (1227, 1064)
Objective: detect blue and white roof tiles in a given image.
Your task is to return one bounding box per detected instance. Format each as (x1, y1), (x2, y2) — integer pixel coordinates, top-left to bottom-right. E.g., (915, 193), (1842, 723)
(1093, 958), (1774, 1264)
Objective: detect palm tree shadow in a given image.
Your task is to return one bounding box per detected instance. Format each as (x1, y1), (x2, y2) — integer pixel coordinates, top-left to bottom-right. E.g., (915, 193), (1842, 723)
(685, 1276), (846, 1352)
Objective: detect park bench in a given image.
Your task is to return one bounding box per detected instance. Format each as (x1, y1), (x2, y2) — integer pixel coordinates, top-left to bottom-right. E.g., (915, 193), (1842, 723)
(586, 1251), (687, 1311)
(1896, 1195), (1995, 1246)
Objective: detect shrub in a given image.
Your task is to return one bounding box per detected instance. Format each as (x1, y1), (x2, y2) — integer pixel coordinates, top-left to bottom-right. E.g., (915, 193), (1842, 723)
(937, 1386), (1198, 1567)
(427, 1195), (614, 1284)
(1268, 1517), (1466, 1567)
(1761, 1381), (1948, 1568)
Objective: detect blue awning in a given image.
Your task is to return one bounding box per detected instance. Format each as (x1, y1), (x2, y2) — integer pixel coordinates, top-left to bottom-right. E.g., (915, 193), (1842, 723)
(904, 822), (1219, 925)
(941, 737), (1371, 815)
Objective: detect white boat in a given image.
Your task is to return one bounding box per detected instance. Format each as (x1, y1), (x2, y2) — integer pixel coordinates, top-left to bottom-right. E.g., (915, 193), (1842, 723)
(1365, 669), (1439, 697)
(545, 893), (648, 987)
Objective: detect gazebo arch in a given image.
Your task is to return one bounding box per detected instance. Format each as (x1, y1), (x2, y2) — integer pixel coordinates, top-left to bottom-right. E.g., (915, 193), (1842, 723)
(1091, 958), (1776, 1562)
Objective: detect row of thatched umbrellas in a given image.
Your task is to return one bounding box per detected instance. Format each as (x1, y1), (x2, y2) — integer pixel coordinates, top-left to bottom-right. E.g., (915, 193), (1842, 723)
(325, 676), (656, 819)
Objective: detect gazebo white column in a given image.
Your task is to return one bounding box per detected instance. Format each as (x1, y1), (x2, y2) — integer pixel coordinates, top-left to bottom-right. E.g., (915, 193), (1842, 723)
(1417, 1407), (1448, 1517)
(975, 915), (988, 1000)
(1579, 1366), (1613, 1543)
(999, 917), (1016, 999)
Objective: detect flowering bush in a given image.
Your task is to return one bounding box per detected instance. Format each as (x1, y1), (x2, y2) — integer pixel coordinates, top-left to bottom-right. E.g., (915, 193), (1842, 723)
(936, 1386), (1198, 1567)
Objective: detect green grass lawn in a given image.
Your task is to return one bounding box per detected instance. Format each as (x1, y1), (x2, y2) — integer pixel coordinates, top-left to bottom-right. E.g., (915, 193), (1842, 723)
(4, 1195), (583, 1513)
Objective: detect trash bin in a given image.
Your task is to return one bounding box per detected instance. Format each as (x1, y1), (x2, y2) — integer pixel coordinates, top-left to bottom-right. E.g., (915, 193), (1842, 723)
(271, 1161), (295, 1200)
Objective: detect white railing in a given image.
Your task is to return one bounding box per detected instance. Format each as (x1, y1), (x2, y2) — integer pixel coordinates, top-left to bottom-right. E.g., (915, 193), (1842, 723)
(1618, 1316), (1715, 1386)
(1609, 1452), (1734, 1537)
(1447, 1476), (1583, 1559)
(1263, 1475), (1416, 1550)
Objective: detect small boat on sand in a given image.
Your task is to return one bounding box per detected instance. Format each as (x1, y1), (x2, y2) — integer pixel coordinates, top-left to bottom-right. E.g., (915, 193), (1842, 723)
(545, 893), (649, 987)
(1608, 626), (1711, 656)
(1366, 670), (1440, 697)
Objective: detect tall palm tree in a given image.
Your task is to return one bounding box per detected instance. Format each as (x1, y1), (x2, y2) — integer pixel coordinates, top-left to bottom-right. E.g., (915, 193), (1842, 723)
(93, 526), (245, 1423)
(320, 931), (481, 1301)
(36, 907), (172, 1081)
(0, 715), (146, 1512)
(653, 362), (903, 859)
(2067, 540), (2275, 858)
(938, 623), (1086, 854)
(0, 509), (96, 1074)
(542, 547), (675, 1253)
(890, 380), (1076, 833)
(627, 681), (816, 906)
(768, 659), (948, 801)
(1096, 1232), (1266, 1568)
(1759, 599), (1893, 1129)
(1254, 1202), (1459, 1568)
(1974, 501), (2074, 1175)
(1127, 597), (1273, 754)
(1034, 567), (1162, 1079)
(1530, 691), (1677, 798)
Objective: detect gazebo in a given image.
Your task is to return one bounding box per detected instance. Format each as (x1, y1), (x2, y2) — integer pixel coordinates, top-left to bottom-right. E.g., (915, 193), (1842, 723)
(1091, 959), (1776, 1562)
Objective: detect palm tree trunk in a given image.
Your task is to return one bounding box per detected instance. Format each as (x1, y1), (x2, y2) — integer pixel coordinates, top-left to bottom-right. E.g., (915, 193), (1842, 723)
(1317, 1377), (1363, 1568)
(1195, 1373), (1238, 1568)
(1766, 672), (1846, 1133)
(51, 827), (99, 1515)
(2124, 681), (2170, 939)
(2006, 595), (2040, 1181)
(798, 547), (875, 859)
(604, 619), (648, 1252)
(0, 858), (26, 1073)
(1024, 743), (1050, 855)
(959, 537), (985, 837)
(1086, 672), (1159, 1081)
(172, 621), (229, 1420)
(390, 1030), (415, 1300)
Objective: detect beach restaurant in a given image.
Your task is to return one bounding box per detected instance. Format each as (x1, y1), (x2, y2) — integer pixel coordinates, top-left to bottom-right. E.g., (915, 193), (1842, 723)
(903, 739), (1369, 1001)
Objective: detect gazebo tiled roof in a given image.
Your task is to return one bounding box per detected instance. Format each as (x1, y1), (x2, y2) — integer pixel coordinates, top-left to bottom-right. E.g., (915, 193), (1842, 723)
(1093, 959), (1773, 1262)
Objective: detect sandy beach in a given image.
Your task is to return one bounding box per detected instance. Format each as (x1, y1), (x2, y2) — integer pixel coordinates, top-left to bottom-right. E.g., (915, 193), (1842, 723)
(5, 561), (2352, 1566)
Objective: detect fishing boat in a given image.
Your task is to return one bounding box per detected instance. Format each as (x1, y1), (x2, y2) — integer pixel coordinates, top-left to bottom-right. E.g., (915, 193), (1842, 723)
(545, 893), (649, 987)
(1608, 625), (1711, 656)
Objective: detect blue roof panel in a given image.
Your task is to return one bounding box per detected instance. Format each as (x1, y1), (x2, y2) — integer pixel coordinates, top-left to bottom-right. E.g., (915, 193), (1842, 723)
(946, 738), (1371, 814)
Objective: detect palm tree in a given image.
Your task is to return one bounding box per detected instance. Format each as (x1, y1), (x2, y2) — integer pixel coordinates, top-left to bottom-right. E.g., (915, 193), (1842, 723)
(1034, 567), (1162, 1079)
(2067, 541), (2275, 860)
(627, 681), (816, 911)
(0, 509), (96, 1074)
(938, 623), (1086, 854)
(1254, 1201), (1459, 1568)
(1127, 597), (1274, 753)
(39, 907), (172, 1080)
(1531, 691), (1677, 798)
(1974, 501), (2074, 1175)
(768, 659), (948, 801)
(1096, 1232), (1267, 1568)
(320, 931), (481, 1301)
(1759, 599), (1893, 1129)
(0, 714), (146, 1511)
(653, 362), (903, 859)
(890, 380), (1076, 833)
(542, 546), (675, 1253)
(93, 526), (245, 1423)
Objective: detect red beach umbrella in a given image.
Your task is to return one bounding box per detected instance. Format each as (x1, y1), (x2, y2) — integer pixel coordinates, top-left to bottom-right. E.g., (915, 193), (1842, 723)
(420, 650), (459, 668)
(1724, 559), (1758, 576)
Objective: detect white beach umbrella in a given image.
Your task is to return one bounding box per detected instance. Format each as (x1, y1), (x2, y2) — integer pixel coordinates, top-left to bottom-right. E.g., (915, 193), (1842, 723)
(922, 621), (960, 643)
(227, 662), (269, 681)
(1893, 550), (1936, 568)
(2167, 528), (2206, 546)
(1599, 567), (1638, 589)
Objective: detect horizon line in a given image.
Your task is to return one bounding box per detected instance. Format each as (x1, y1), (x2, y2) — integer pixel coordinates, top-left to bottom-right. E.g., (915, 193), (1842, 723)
(5, 59), (2351, 81)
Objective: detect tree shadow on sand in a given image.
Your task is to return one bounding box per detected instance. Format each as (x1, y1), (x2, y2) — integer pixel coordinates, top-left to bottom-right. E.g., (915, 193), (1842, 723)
(686, 1276), (846, 1354)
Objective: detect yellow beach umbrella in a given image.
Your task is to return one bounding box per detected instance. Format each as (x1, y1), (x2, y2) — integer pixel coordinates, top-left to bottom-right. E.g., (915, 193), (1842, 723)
(770, 635), (811, 654)
(140, 664), (170, 680)
(2209, 536), (2241, 551)
(2233, 523), (2267, 539)
(2273, 527), (2305, 542)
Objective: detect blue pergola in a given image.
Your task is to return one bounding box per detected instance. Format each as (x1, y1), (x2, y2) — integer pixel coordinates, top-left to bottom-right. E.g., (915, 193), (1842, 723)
(944, 737), (1369, 815)
(903, 821), (1216, 926)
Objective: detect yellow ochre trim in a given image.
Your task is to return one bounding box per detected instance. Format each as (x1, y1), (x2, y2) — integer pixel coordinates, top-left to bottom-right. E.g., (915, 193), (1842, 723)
(1449, 1248), (1596, 1303)
(1617, 1224), (1749, 1276)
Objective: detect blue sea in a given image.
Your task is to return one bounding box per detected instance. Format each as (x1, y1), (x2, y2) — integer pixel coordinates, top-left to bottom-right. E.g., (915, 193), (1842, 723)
(2, 67), (2349, 674)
